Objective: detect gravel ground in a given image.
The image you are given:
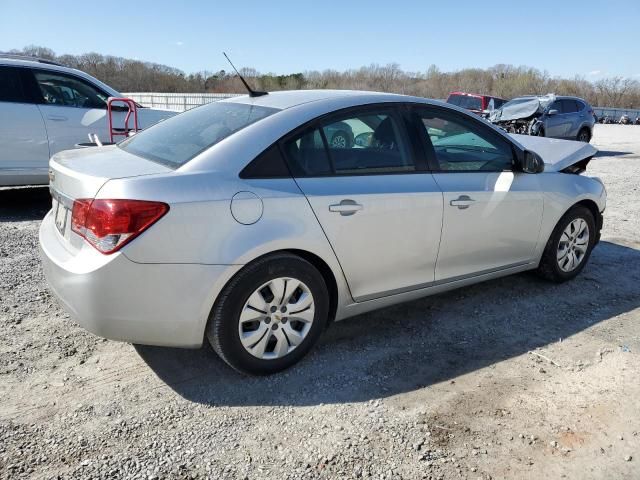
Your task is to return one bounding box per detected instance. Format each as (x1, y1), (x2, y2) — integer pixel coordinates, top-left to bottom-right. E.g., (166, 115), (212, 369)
(1, 124), (639, 480)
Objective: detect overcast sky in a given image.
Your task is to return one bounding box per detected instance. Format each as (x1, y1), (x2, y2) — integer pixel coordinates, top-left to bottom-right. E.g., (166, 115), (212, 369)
(1, 0), (638, 79)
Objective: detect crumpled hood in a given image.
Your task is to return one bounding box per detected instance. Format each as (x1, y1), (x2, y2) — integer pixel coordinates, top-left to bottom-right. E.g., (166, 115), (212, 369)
(491, 94), (556, 122)
(511, 134), (598, 172)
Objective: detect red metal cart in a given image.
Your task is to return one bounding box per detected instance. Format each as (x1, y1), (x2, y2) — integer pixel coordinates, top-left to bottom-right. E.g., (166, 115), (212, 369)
(107, 97), (140, 143)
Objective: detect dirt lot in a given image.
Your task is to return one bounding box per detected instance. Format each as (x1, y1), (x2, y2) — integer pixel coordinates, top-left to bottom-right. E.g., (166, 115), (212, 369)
(1, 124), (639, 480)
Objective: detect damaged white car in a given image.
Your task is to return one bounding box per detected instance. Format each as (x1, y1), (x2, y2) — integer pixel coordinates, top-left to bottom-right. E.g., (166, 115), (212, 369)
(40, 91), (606, 374)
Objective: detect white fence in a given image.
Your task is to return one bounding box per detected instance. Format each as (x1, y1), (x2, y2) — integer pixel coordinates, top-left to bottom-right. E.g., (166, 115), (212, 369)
(126, 92), (640, 121)
(124, 92), (242, 112)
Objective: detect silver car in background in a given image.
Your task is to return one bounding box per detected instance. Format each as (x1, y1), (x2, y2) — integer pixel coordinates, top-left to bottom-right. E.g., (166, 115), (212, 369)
(40, 90), (606, 375)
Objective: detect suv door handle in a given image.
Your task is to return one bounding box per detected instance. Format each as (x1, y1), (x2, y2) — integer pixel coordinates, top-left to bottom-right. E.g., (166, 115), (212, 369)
(329, 199), (363, 216)
(449, 195), (475, 209)
(47, 115), (68, 121)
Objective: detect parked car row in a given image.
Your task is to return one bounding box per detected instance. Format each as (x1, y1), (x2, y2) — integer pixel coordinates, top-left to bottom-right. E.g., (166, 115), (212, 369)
(598, 114), (640, 125)
(0, 55), (176, 186)
(447, 91), (596, 143)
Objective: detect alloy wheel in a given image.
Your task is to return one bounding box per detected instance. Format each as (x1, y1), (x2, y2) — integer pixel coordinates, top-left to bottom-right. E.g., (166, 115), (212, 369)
(331, 134), (348, 148)
(557, 218), (590, 272)
(238, 277), (315, 360)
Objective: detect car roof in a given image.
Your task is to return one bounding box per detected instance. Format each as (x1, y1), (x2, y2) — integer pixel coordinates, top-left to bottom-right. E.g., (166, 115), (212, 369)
(448, 91), (505, 100)
(0, 57), (121, 97)
(221, 89), (448, 111)
(183, 89), (518, 174)
(513, 94), (586, 102)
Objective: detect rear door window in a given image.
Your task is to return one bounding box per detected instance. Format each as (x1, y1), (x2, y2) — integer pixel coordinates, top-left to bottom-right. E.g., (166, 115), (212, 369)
(0, 66), (27, 103)
(283, 109), (414, 176)
(282, 127), (332, 176)
(323, 112), (414, 174)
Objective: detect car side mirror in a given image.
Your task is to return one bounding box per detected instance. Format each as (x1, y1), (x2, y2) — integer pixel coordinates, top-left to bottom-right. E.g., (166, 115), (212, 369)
(354, 132), (372, 147)
(522, 150), (545, 174)
(547, 109), (559, 116)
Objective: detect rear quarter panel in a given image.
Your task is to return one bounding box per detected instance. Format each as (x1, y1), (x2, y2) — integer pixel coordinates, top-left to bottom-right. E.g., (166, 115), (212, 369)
(98, 172), (348, 287)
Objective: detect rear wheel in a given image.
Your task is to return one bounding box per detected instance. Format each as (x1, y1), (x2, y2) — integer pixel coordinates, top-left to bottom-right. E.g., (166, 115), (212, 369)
(330, 131), (351, 149)
(207, 253), (329, 375)
(577, 128), (591, 143)
(536, 206), (595, 282)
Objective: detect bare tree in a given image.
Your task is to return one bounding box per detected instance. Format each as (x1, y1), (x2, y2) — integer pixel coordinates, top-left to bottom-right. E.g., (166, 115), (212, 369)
(4, 45), (640, 107)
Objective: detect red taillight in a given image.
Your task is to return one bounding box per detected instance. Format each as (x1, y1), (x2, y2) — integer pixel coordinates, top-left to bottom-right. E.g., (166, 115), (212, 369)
(71, 199), (169, 254)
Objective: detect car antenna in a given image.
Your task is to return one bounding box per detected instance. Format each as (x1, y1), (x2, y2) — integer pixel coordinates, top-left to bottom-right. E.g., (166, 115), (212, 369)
(223, 52), (268, 97)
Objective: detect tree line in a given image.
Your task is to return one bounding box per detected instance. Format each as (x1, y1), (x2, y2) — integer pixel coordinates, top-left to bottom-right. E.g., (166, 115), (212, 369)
(5, 45), (640, 108)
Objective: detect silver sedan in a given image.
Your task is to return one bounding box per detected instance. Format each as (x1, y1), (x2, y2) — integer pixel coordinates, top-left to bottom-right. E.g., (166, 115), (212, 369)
(40, 90), (606, 375)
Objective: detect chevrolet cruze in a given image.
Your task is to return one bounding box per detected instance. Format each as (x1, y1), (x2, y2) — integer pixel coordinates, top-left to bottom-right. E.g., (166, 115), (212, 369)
(40, 90), (606, 375)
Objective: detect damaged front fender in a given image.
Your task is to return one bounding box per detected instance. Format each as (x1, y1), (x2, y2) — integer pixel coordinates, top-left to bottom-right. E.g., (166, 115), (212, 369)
(510, 134), (598, 172)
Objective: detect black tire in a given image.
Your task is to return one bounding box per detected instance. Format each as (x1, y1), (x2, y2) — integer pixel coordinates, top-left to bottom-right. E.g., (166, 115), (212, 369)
(536, 127), (545, 137)
(330, 131), (351, 149)
(206, 253), (329, 375)
(536, 205), (596, 283)
(577, 128), (591, 143)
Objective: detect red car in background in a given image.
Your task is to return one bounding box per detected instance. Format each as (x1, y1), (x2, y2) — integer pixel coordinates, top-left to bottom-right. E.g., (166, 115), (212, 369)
(446, 91), (506, 116)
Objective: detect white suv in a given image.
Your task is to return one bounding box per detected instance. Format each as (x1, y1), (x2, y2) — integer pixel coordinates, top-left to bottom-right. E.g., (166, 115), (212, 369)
(0, 56), (176, 186)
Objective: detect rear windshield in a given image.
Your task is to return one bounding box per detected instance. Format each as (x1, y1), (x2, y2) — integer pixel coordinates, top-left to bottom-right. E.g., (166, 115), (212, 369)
(447, 94), (482, 111)
(119, 102), (278, 168)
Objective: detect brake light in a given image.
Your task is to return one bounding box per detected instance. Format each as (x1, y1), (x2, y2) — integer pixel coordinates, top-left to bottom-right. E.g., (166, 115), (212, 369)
(71, 199), (169, 254)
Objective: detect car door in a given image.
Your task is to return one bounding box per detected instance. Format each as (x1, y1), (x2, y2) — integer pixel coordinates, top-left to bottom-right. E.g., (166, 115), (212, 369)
(28, 68), (114, 153)
(0, 66), (50, 184)
(281, 106), (444, 302)
(564, 99), (582, 138)
(413, 106), (543, 281)
(544, 100), (576, 138)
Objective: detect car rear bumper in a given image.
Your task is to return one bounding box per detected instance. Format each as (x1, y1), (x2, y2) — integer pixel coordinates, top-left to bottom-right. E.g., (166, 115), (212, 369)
(39, 210), (241, 348)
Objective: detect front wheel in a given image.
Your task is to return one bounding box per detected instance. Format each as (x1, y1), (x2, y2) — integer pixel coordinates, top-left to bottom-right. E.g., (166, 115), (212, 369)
(206, 253), (329, 375)
(536, 206), (596, 282)
(577, 128), (591, 143)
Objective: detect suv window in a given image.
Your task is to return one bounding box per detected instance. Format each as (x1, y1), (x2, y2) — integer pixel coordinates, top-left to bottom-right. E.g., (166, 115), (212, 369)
(561, 99), (578, 113)
(549, 101), (564, 114)
(0, 66), (27, 103)
(447, 94), (483, 111)
(417, 110), (513, 172)
(33, 70), (109, 109)
(283, 111), (414, 176)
